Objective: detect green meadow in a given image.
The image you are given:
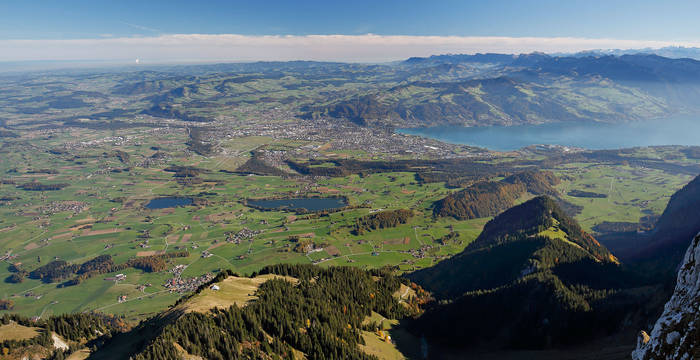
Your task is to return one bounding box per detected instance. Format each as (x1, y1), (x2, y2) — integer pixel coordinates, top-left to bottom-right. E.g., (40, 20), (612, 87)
(0, 128), (694, 321)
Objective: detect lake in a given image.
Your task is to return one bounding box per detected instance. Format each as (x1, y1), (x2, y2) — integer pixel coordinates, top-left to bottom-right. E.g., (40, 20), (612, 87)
(247, 197), (348, 212)
(146, 197), (193, 209)
(397, 114), (700, 151)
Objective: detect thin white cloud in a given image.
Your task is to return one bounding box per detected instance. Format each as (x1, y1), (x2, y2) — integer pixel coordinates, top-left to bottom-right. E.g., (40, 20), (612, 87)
(119, 21), (162, 34)
(0, 34), (697, 63)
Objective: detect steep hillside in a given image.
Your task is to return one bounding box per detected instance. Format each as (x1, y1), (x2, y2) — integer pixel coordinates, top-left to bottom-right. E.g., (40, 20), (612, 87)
(432, 180), (525, 220)
(632, 174), (700, 274)
(91, 265), (414, 360)
(632, 233), (700, 360)
(414, 196), (617, 298)
(0, 313), (122, 359)
(411, 271), (640, 350)
(406, 197), (651, 351)
(646, 175), (700, 251)
(432, 170), (560, 220)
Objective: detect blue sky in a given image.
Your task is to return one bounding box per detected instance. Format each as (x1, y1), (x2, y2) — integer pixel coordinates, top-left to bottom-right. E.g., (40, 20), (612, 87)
(2, 0), (699, 40)
(0, 0), (699, 62)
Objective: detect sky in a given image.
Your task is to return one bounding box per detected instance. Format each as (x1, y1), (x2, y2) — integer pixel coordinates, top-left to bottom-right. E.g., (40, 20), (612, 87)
(1, 0), (699, 63)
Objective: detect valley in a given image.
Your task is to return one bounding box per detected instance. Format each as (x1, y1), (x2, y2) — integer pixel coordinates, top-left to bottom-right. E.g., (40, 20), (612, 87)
(0, 53), (699, 359)
(0, 122), (695, 323)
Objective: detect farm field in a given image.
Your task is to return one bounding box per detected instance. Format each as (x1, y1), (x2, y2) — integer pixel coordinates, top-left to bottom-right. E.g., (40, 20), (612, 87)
(0, 126), (696, 322)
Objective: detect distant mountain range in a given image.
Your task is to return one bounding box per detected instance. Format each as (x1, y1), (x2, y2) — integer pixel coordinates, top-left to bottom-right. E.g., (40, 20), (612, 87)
(569, 46), (700, 60)
(6, 51), (700, 130)
(305, 53), (700, 127)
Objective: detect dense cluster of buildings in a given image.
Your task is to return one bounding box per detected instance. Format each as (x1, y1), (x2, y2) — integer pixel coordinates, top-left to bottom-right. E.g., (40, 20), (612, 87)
(163, 268), (214, 294)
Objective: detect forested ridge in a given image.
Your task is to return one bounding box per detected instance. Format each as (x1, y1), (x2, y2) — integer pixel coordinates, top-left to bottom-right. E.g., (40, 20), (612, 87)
(0, 312), (124, 359)
(432, 170), (560, 220)
(470, 196), (612, 261)
(433, 181), (525, 219)
(94, 265), (415, 359)
(407, 196), (654, 351)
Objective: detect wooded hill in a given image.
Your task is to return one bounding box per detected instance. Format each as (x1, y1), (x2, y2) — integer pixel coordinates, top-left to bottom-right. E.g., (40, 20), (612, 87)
(414, 196), (617, 297)
(432, 170), (560, 220)
(407, 196), (652, 350)
(353, 209), (413, 235)
(91, 265), (416, 359)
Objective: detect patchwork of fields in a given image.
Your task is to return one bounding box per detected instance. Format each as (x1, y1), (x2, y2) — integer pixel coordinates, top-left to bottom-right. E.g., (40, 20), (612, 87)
(0, 126), (696, 321)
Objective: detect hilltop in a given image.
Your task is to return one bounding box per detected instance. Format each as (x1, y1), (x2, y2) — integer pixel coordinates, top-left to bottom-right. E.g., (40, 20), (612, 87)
(432, 170), (560, 220)
(412, 196), (618, 298)
(407, 197), (652, 351)
(87, 265), (418, 359)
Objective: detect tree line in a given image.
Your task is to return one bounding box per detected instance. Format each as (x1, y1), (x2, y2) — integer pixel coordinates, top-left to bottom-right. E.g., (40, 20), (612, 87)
(13, 252), (189, 286)
(104, 264), (413, 359)
(353, 209), (413, 235)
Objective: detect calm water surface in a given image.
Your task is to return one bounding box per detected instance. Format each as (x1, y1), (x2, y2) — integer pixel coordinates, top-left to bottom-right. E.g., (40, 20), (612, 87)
(247, 197), (347, 211)
(146, 197), (193, 209)
(398, 115), (700, 151)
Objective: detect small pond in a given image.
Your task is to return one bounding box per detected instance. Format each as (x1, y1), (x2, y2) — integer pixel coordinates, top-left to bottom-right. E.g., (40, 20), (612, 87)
(246, 197), (347, 212)
(145, 197), (193, 209)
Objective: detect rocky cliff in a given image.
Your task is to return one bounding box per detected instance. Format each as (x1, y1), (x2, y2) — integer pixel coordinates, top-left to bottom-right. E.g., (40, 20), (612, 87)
(632, 233), (700, 360)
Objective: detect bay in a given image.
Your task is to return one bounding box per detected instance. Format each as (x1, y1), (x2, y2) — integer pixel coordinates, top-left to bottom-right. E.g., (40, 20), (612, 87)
(398, 115), (700, 151)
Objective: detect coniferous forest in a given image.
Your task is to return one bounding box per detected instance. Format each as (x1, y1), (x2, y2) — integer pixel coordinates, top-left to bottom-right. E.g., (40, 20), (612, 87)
(92, 265), (414, 359)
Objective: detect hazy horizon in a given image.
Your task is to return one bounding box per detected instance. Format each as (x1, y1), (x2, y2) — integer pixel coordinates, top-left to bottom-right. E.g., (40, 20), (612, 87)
(3, 1), (700, 64)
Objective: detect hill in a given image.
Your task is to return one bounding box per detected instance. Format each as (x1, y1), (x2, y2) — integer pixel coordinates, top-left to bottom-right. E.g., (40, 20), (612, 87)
(432, 180), (526, 220)
(414, 196), (617, 298)
(89, 265), (415, 359)
(407, 197), (654, 351)
(432, 170), (560, 220)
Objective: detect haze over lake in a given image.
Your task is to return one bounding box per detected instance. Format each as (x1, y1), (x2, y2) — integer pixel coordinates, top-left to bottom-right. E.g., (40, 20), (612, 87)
(398, 114), (700, 151)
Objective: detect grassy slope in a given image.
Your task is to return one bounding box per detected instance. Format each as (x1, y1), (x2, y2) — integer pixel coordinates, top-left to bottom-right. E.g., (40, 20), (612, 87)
(180, 274), (296, 313)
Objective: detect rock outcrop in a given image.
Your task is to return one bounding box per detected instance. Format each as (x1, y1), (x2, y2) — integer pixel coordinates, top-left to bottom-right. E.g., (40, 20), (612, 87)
(632, 233), (700, 360)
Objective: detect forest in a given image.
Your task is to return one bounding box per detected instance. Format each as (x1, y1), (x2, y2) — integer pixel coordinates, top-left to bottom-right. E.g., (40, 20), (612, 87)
(97, 265), (415, 359)
(353, 209), (413, 235)
(17, 182), (70, 191)
(19, 252), (190, 286)
(432, 170), (562, 220)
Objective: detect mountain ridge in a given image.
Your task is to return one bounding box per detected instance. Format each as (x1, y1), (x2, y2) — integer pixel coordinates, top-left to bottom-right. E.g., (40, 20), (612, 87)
(305, 53), (700, 127)
(410, 196), (617, 299)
